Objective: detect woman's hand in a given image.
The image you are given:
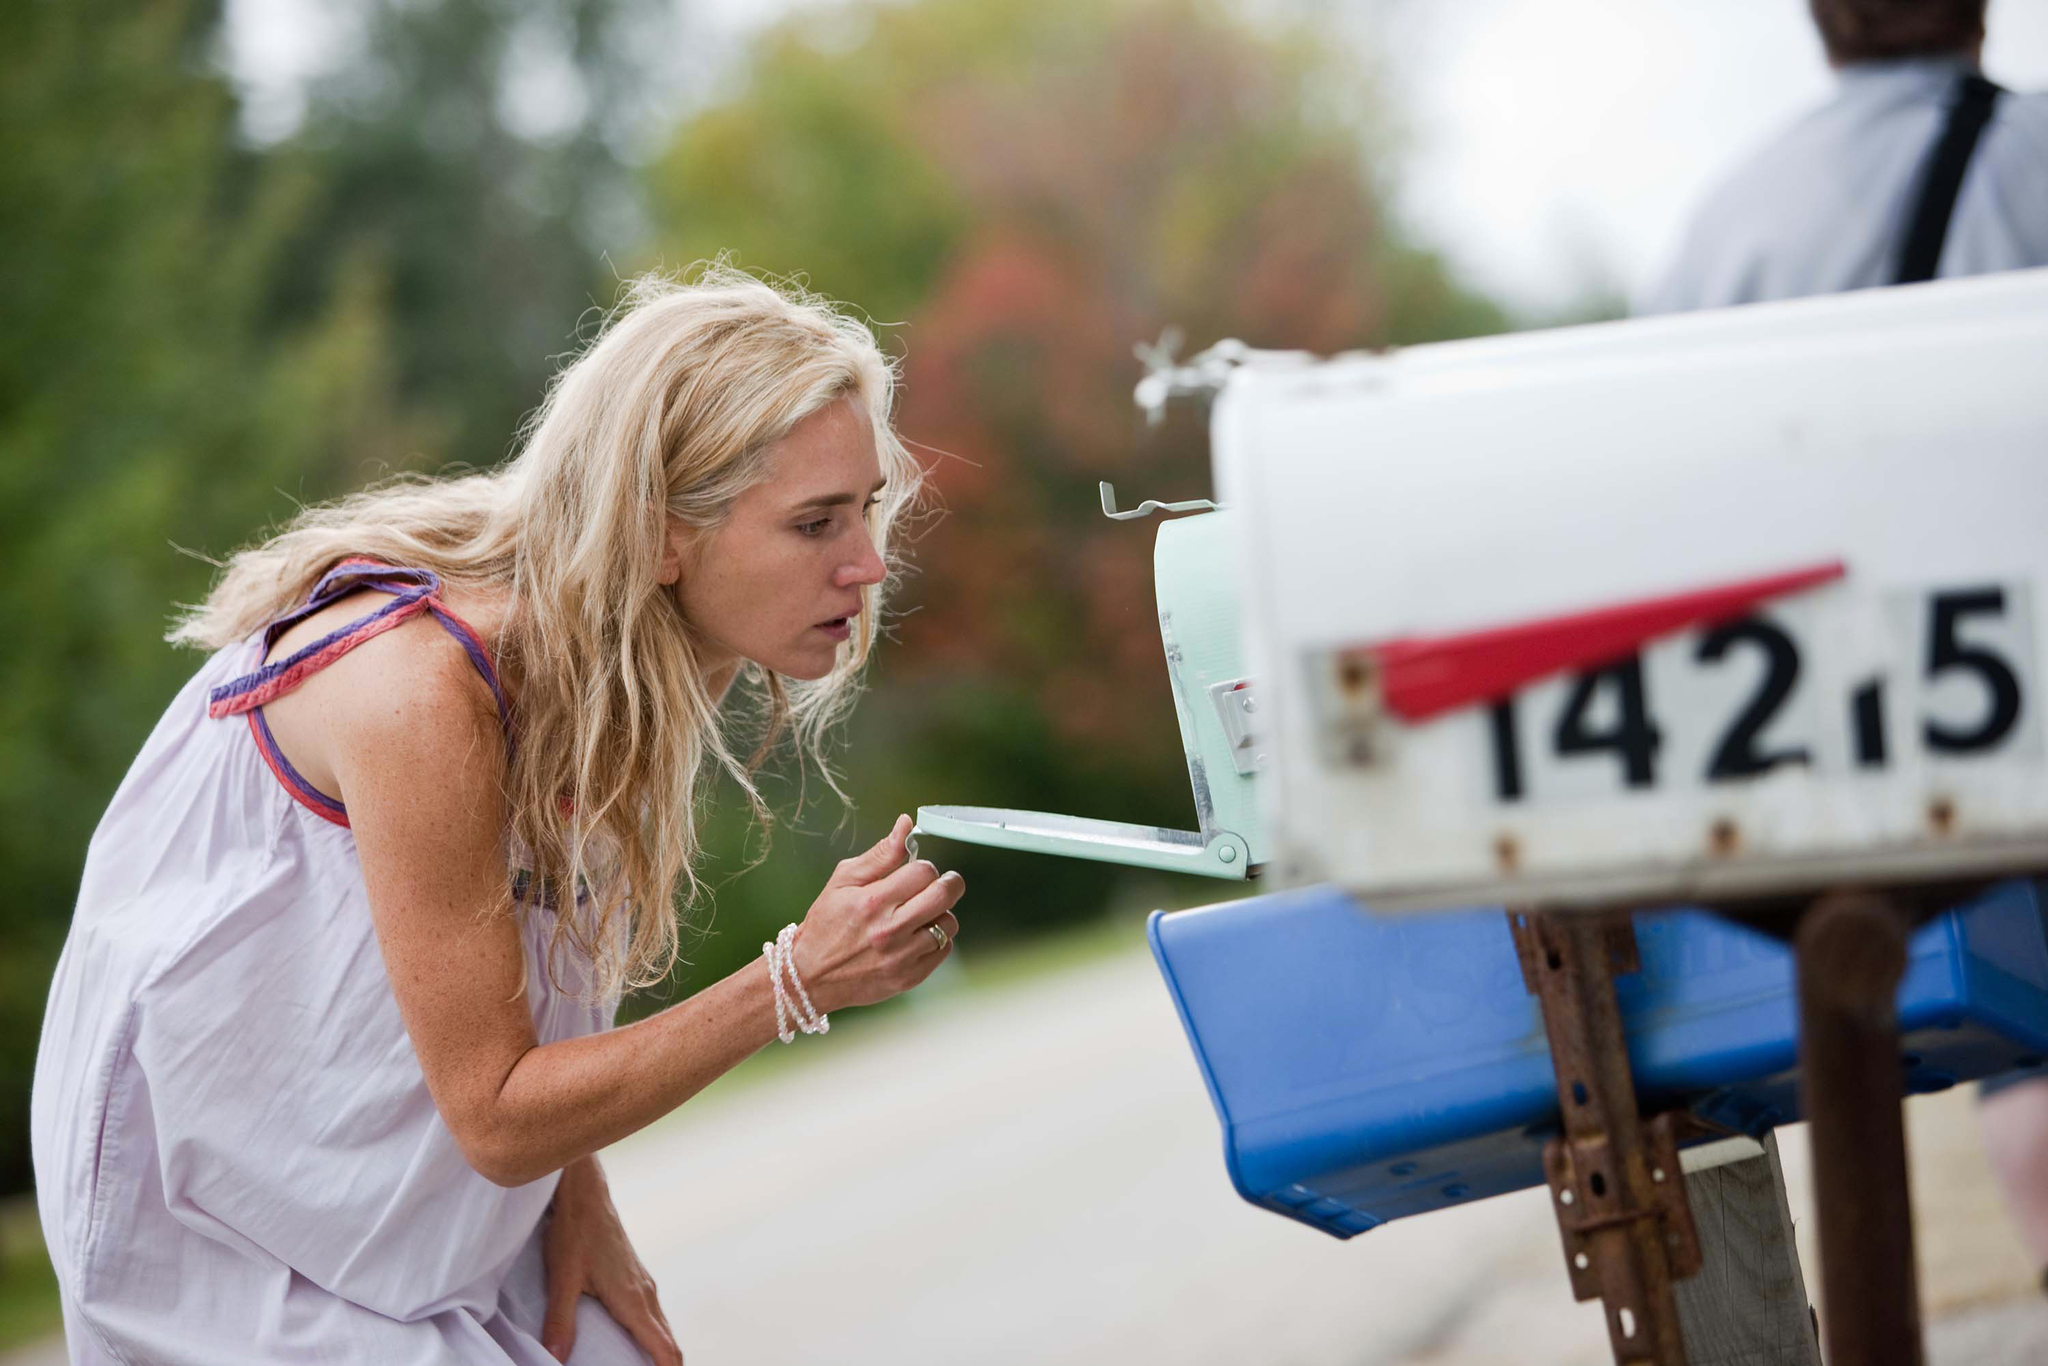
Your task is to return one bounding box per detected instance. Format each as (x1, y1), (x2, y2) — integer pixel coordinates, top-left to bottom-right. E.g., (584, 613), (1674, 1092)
(541, 1157), (682, 1365)
(792, 814), (965, 1014)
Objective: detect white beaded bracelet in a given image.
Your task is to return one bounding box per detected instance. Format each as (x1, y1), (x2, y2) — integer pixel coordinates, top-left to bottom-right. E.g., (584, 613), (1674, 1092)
(761, 924), (829, 1043)
(761, 937), (795, 1044)
(776, 923), (829, 1035)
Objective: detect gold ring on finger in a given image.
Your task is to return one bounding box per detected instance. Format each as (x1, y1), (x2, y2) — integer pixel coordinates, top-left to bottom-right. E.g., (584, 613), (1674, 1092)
(926, 921), (950, 952)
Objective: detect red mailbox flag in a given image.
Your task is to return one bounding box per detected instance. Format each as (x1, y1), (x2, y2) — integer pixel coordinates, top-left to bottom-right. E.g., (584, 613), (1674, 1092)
(1370, 561), (1847, 724)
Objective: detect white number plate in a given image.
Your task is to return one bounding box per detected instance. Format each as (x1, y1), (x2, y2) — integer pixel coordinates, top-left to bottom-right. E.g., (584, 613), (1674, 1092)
(1476, 581), (2041, 808)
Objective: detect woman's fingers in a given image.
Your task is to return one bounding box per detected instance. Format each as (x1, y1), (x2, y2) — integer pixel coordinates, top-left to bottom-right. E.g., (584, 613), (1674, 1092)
(890, 870), (965, 939)
(833, 814), (911, 886)
(604, 1288), (684, 1366)
(863, 856), (941, 917)
(539, 1271), (583, 1362)
(799, 817), (964, 1010)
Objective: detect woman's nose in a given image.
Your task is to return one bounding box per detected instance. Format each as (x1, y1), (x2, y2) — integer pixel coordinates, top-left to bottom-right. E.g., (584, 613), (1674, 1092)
(835, 532), (886, 588)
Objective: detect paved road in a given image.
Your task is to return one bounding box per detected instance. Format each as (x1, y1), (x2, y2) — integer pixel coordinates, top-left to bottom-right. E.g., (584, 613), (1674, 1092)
(605, 947), (1621, 1365)
(598, 941), (2047, 1365)
(11, 934), (2046, 1364)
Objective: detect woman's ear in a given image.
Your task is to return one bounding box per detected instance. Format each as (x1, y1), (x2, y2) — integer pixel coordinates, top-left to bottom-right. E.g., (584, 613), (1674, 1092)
(656, 513), (688, 587)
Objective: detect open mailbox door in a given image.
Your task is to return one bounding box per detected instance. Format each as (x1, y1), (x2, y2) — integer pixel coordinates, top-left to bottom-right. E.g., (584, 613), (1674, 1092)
(1214, 267), (2048, 912)
(915, 495), (1264, 880)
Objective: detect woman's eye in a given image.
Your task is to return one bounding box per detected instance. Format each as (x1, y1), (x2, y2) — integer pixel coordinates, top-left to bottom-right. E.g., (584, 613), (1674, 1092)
(799, 498), (879, 537)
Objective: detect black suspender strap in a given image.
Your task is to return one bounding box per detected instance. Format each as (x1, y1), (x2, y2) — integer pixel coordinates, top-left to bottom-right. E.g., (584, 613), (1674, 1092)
(1893, 72), (2006, 285)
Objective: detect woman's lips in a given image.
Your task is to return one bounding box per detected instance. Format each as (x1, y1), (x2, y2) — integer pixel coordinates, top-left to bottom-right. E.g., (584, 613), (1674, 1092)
(815, 617), (852, 641)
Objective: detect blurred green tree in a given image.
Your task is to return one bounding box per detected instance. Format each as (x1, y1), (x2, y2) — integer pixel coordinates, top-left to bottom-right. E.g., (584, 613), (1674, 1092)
(0, 0), (418, 1197)
(280, 0), (675, 472)
(0, 0), (667, 1197)
(635, 0), (1509, 1005)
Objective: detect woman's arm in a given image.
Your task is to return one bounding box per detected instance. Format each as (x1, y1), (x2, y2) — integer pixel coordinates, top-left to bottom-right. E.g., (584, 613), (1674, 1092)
(331, 627), (962, 1186)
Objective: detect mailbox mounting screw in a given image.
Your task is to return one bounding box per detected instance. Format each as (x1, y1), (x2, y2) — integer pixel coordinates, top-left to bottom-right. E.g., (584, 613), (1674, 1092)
(1708, 818), (1740, 857)
(1928, 797), (1956, 836)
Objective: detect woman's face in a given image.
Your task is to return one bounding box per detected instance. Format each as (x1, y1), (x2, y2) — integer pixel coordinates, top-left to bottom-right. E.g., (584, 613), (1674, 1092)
(667, 395), (888, 682)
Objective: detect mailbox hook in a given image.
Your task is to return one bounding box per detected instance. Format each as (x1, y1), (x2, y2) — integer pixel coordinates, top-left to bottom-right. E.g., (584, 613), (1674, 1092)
(1100, 482), (1220, 522)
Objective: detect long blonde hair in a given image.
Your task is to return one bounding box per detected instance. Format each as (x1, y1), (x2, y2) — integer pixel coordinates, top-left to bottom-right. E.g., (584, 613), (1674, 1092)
(173, 265), (922, 999)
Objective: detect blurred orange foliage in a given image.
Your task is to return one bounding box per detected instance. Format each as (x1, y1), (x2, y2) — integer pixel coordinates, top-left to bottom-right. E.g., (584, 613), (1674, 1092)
(648, 0), (1503, 790)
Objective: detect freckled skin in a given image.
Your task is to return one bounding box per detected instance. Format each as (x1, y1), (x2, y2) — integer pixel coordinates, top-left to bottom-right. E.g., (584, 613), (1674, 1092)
(664, 395), (887, 682)
(247, 395), (961, 1362)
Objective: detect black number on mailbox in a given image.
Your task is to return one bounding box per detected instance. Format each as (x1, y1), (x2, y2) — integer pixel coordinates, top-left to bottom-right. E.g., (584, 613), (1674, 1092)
(1553, 656), (1661, 788)
(1697, 617), (1810, 779)
(1851, 680), (1887, 768)
(1923, 588), (2023, 754)
(1480, 585), (2030, 807)
(1488, 698), (1525, 802)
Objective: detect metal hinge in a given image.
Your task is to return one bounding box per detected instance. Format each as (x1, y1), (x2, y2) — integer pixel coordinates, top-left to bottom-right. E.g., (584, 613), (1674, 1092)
(1131, 330), (1317, 425)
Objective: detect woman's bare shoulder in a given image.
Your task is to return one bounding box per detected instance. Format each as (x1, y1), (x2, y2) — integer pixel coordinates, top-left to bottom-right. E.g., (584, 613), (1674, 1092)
(258, 586), (510, 804)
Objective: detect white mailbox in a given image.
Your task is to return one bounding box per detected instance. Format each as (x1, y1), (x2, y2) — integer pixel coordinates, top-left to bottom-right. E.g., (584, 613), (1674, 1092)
(1216, 268), (2048, 912)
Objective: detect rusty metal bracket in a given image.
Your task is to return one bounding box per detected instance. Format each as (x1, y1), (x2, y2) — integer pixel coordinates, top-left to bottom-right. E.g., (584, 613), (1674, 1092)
(1512, 911), (1702, 1366)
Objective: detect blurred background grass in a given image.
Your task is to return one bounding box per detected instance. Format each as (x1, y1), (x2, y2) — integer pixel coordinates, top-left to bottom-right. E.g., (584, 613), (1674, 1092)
(0, 7), (1567, 1339)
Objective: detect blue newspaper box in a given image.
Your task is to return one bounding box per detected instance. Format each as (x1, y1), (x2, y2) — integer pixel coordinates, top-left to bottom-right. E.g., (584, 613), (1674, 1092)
(1147, 881), (2048, 1240)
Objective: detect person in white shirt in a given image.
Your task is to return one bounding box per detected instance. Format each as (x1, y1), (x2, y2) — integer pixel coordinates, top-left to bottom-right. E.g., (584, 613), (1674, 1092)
(1638, 0), (2048, 1293)
(1637, 0), (2048, 315)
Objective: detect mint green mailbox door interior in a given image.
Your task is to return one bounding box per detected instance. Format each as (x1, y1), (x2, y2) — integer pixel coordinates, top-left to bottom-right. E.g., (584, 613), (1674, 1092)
(914, 508), (1264, 880)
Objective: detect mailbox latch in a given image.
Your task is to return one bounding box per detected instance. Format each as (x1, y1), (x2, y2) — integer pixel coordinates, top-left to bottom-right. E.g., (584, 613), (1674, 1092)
(1207, 677), (1265, 776)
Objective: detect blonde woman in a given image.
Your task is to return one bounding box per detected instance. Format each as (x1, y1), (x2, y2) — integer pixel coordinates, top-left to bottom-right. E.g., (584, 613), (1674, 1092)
(30, 269), (965, 1365)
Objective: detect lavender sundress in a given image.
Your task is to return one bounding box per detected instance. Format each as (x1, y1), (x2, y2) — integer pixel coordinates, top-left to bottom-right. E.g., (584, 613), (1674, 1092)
(31, 562), (651, 1364)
